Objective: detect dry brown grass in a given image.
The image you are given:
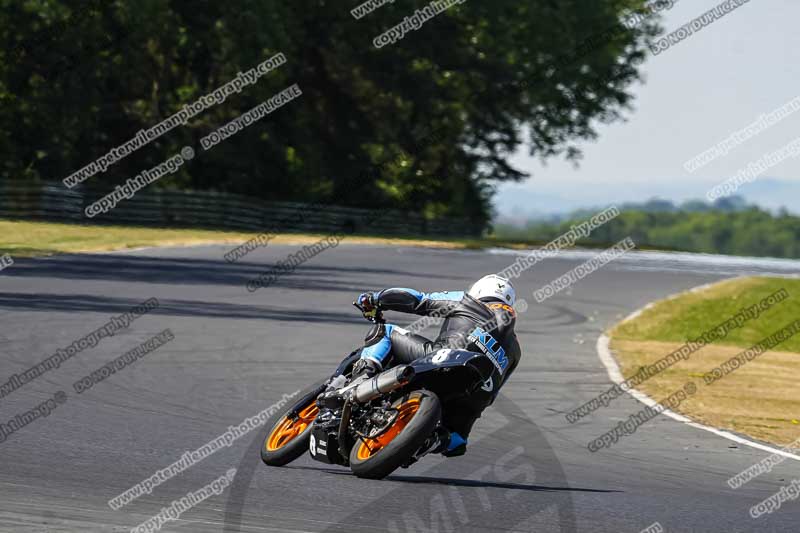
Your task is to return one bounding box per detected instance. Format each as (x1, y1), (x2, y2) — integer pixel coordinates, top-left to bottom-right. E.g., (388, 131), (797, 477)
(611, 338), (800, 447)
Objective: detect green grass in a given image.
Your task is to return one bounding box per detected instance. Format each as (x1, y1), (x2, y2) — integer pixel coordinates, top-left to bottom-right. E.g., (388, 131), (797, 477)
(613, 277), (800, 353)
(610, 276), (800, 446)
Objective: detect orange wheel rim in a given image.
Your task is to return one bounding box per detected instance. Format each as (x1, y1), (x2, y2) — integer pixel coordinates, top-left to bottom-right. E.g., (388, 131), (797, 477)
(356, 397), (421, 460)
(266, 402), (319, 451)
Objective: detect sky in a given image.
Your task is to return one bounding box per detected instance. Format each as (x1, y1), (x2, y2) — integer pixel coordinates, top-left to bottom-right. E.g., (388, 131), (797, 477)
(495, 0), (800, 219)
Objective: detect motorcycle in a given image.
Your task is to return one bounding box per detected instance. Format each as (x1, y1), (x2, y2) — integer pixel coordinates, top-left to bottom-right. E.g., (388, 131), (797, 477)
(260, 304), (502, 479)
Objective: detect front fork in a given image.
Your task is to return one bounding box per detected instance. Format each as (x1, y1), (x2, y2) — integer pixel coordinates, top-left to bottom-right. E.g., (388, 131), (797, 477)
(287, 381), (328, 420)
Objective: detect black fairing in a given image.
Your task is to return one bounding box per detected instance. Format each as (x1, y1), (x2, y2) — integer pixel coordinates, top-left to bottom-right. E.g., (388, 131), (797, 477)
(407, 349), (501, 402)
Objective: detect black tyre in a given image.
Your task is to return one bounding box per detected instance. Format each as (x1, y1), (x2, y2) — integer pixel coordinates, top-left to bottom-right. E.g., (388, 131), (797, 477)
(260, 383), (323, 467)
(349, 390), (441, 480)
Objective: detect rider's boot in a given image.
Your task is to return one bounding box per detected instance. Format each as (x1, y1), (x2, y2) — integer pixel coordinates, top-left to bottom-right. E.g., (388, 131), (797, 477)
(402, 427), (467, 467)
(441, 431), (468, 457)
(351, 357), (382, 379)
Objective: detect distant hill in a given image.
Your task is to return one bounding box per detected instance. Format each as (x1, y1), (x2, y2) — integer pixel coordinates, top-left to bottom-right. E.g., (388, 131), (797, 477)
(493, 177), (800, 226)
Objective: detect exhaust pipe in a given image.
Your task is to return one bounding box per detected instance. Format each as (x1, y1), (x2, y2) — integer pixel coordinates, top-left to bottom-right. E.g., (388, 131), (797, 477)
(352, 365), (415, 403)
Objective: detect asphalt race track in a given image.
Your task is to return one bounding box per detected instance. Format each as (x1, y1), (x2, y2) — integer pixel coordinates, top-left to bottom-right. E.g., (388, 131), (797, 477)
(1, 243), (799, 532)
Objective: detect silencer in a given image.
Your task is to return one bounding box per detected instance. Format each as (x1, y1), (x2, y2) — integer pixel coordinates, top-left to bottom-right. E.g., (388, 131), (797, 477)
(353, 365), (415, 403)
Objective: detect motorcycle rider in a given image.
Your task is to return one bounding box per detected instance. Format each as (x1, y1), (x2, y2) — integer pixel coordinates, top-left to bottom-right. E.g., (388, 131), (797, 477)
(351, 274), (522, 459)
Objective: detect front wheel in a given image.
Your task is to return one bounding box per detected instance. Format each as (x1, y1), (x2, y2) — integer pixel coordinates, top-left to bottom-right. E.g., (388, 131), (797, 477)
(349, 390), (441, 479)
(261, 383), (323, 467)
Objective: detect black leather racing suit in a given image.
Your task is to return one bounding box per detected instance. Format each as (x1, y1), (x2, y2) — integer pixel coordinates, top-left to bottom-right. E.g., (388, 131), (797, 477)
(357, 288), (522, 443)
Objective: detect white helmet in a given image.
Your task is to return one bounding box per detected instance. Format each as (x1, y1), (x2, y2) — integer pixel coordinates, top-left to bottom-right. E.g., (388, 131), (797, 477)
(468, 274), (516, 306)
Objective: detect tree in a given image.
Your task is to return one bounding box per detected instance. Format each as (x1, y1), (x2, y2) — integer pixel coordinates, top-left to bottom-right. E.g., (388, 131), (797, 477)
(1, 0), (661, 228)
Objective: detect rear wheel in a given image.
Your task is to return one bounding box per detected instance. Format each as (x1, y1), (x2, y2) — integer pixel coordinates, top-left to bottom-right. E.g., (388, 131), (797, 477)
(349, 390), (441, 479)
(261, 389), (321, 467)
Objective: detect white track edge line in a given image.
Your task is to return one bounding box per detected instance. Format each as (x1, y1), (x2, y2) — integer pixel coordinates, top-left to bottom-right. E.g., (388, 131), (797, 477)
(596, 280), (800, 462)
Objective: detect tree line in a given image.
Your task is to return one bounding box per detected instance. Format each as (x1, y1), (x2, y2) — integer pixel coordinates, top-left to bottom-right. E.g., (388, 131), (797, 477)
(499, 201), (800, 259)
(2, 0), (659, 229)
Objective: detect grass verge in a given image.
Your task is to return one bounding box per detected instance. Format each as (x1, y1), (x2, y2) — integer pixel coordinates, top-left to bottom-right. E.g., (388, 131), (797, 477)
(0, 219), (478, 257)
(610, 276), (800, 447)
(0, 219), (686, 258)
